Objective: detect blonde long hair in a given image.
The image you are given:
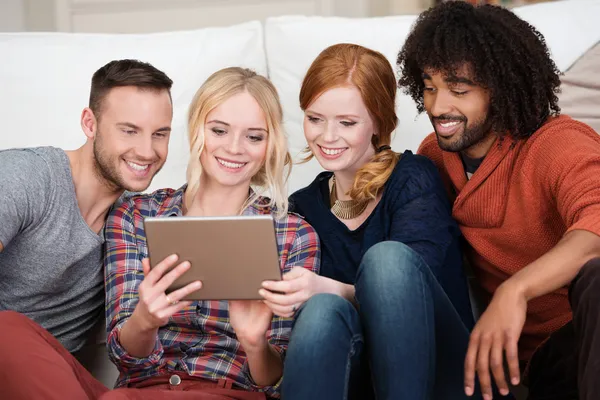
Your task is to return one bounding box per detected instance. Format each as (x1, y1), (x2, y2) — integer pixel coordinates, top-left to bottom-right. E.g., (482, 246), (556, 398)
(300, 43), (400, 202)
(185, 67), (292, 217)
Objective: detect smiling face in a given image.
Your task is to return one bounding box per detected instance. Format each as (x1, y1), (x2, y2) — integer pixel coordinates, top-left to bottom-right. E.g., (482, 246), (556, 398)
(303, 85), (376, 174)
(91, 86), (172, 192)
(422, 65), (494, 157)
(199, 91), (268, 189)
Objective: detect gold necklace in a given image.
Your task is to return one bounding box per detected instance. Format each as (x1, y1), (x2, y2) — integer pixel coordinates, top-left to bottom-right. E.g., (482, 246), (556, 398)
(329, 176), (369, 220)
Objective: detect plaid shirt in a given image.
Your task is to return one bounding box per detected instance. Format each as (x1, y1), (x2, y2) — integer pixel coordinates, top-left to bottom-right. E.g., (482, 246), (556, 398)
(104, 185), (320, 397)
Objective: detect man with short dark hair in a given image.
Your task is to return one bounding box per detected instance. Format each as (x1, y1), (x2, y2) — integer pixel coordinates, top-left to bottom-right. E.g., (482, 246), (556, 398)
(398, 2), (600, 400)
(0, 59), (173, 399)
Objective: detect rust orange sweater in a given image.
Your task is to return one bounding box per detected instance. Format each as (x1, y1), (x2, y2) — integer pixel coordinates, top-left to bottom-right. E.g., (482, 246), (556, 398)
(418, 116), (600, 361)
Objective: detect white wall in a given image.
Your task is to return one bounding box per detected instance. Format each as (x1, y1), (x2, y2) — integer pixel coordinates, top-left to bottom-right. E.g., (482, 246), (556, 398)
(0, 0), (432, 33)
(0, 0), (24, 32)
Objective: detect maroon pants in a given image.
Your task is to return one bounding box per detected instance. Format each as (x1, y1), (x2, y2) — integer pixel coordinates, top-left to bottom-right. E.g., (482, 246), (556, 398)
(0, 311), (266, 400)
(0, 310), (108, 399)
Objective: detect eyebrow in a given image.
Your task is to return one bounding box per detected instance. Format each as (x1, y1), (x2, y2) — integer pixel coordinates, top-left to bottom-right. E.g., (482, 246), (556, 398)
(306, 110), (361, 119)
(421, 72), (476, 86)
(117, 122), (171, 132)
(445, 76), (476, 86)
(207, 119), (267, 133)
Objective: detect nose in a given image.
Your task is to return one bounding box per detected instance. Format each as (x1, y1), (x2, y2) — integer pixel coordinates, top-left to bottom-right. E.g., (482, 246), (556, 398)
(429, 90), (453, 118)
(321, 120), (338, 143)
(225, 133), (244, 155)
(136, 135), (155, 160)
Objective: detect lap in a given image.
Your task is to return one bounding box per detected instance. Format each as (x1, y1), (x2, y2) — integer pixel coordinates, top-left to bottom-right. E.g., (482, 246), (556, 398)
(101, 388), (265, 400)
(525, 321), (578, 400)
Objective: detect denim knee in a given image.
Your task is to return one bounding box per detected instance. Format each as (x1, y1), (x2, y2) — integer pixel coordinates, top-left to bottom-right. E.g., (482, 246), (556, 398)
(356, 241), (427, 296)
(291, 293), (360, 345)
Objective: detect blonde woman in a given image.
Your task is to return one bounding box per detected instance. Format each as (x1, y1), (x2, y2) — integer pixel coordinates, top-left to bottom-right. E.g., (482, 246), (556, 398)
(101, 67), (320, 400)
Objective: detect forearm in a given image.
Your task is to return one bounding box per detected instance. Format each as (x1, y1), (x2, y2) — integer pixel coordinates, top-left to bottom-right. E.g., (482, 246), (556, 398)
(241, 338), (283, 386)
(118, 312), (160, 358)
(322, 276), (356, 306)
(503, 230), (600, 301)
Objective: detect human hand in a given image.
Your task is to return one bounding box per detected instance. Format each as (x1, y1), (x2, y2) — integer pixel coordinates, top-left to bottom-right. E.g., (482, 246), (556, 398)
(131, 255), (202, 331)
(464, 281), (527, 399)
(229, 300), (273, 350)
(259, 267), (333, 317)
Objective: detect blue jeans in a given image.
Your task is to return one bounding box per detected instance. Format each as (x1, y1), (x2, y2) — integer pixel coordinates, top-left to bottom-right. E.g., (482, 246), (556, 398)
(282, 241), (480, 400)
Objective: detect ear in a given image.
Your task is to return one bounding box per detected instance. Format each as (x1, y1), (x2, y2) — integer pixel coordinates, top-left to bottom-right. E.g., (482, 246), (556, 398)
(80, 107), (97, 140)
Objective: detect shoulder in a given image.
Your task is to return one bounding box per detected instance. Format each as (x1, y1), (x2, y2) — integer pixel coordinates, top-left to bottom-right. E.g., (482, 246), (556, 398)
(0, 146), (58, 182)
(521, 115), (600, 177)
(417, 133), (442, 160)
(289, 171), (331, 215)
(387, 150), (442, 190)
(109, 186), (182, 222)
(273, 207), (319, 244)
(525, 115), (600, 154)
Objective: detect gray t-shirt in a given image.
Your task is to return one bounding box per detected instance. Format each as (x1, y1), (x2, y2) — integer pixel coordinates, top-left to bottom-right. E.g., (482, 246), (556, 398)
(0, 147), (104, 352)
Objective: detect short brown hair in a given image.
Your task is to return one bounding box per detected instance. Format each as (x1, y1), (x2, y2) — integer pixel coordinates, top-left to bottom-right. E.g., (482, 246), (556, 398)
(300, 43), (400, 202)
(89, 59), (173, 117)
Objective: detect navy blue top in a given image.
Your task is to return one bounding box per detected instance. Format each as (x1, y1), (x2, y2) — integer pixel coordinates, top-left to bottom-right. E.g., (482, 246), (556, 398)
(290, 150), (474, 328)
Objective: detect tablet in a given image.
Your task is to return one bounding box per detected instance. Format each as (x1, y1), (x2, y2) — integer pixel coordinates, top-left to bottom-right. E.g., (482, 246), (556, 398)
(143, 215), (282, 300)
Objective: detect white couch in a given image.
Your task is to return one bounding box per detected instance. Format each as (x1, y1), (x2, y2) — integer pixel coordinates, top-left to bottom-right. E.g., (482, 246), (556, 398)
(1, 0), (599, 391)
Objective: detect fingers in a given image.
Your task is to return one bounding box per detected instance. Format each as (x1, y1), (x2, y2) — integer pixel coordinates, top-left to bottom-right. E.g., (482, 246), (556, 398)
(490, 334), (509, 396)
(282, 267), (308, 280)
(142, 258), (151, 276)
(154, 260), (192, 294)
(144, 254), (179, 285)
(464, 333), (479, 397)
(165, 281), (203, 304)
(476, 334), (493, 400)
(262, 278), (302, 294)
(505, 334), (521, 386)
(258, 288), (305, 307)
(154, 300), (194, 320)
(263, 300), (297, 318)
(263, 267), (313, 293)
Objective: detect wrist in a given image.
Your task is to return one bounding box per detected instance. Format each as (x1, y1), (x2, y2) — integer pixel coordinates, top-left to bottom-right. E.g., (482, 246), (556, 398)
(498, 277), (529, 301)
(238, 334), (269, 354)
(129, 309), (158, 334)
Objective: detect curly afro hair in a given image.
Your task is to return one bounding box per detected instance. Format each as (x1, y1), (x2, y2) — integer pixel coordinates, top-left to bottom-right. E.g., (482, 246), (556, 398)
(397, 1), (562, 140)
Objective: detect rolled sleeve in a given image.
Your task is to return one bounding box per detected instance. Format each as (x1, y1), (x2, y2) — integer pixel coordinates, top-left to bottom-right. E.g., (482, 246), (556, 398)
(103, 199), (163, 374)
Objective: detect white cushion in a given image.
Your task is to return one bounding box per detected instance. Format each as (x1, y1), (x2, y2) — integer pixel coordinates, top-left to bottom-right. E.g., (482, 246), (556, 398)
(0, 22), (266, 192)
(512, 0), (600, 72)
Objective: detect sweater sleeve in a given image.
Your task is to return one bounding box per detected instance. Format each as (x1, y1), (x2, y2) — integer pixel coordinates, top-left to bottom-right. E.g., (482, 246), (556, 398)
(528, 122), (600, 237)
(386, 155), (461, 277)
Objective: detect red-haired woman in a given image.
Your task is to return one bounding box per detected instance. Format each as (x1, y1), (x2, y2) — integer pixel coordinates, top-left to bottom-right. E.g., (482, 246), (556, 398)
(260, 43), (476, 399)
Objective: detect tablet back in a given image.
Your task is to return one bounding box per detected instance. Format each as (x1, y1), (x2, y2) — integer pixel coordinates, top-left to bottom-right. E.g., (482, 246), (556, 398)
(143, 215), (281, 300)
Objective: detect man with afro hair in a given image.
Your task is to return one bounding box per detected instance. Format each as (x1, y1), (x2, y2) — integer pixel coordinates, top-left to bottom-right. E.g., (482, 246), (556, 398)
(398, 1), (600, 400)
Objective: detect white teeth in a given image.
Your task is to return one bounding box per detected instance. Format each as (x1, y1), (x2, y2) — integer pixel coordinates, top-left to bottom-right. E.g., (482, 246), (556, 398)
(126, 161), (149, 171)
(321, 147), (345, 155)
(217, 158), (245, 169)
(440, 121), (461, 128)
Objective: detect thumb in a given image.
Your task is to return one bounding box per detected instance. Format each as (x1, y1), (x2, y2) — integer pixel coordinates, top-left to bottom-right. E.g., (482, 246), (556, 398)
(282, 267), (308, 281)
(141, 258), (151, 277)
